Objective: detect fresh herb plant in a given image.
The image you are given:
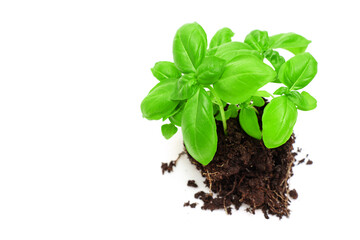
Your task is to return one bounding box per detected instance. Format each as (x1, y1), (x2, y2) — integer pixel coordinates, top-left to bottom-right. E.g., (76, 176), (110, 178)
(141, 23), (317, 165)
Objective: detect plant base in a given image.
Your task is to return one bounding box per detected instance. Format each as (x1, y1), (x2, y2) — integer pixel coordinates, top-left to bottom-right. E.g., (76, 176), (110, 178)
(187, 118), (297, 219)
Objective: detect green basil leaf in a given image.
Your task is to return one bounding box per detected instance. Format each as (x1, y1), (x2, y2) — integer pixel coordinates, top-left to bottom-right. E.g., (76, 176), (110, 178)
(286, 91), (317, 111)
(229, 105), (239, 118)
(269, 32), (311, 55)
(196, 56), (226, 85)
(182, 89), (217, 165)
(141, 78), (179, 120)
(209, 27), (234, 49)
(252, 96), (265, 107)
(264, 49), (285, 73)
(151, 61), (182, 81)
(161, 123), (178, 140)
(273, 86), (289, 95)
(171, 74), (199, 100)
(244, 30), (270, 53)
(278, 52), (318, 90)
(213, 55), (276, 104)
(211, 42), (262, 62)
(239, 107), (262, 140)
(173, 22), (207, 73)
(253, 90), (272, 98)
(262, 96), (298, 148)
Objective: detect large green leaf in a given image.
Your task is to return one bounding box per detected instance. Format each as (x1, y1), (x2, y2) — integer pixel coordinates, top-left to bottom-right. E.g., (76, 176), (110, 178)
(262, 96), (298, 148)
(269, 32), (311, 55)
(151, 61), (181, 81)
(182, 88), (217, 165)
(213, 55), (276, 104)
(140, 78), (179, 120)
(209, 27), (234, 49)
(278, 52), (318, 90)
(173, 22), (207, 73)
(210, 41), (261, 62)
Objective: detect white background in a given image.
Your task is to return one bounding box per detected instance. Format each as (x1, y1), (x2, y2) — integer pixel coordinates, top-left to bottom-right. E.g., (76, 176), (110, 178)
(1, 0), (359, 239)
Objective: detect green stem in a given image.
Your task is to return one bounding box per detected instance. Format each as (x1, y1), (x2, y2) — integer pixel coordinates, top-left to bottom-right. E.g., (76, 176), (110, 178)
(208, 86), (227, 135)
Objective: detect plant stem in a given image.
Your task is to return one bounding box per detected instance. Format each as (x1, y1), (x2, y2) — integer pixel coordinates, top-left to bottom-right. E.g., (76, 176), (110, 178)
(208, 86), (227, 135)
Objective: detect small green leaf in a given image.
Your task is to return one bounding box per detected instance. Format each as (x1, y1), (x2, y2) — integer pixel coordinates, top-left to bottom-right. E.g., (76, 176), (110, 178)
(286, 91), (317, 111)
(141, 78), (179, 120)
(244, 30), (270, 53)
(215, 105), (238, 120)
(278, 52), (318, 90)
(171, 74), (199, 100)
(264, 49), (285, 73)
(196, 56), (226, 85)
(182, 89), (217, 165)
(239, 107), (262, 140)
(262, 96), (298, 148)
(213, 55), (276, 104)
(169, 102), (185, 126)
(252, 96), (265, 107)
(173, 22), (207, 73)
(273, 86), (289, 95)
(161, 123), (178, 140)
(151, 61), (182, 81)
(209, 27), (234, 49)
(269, 32), (311, 55)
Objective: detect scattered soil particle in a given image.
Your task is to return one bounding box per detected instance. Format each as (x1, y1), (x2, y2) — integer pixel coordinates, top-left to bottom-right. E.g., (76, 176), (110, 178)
(183, 201), (197, 208)
(186, 103), (298, 219)
(289, 189), (298, 199)
(190, 203), (197, 208)
(297, 158), (305, 165)
(161, 161), (176, 174)
(187, 180), (198, 188)
(161, 151), (187, 175)
(306, 160), (313, 165)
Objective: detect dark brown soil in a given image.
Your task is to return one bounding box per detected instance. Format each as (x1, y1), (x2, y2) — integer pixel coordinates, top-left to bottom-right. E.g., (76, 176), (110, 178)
(162, 103), (313, 219)
(187, 110), (298, 219)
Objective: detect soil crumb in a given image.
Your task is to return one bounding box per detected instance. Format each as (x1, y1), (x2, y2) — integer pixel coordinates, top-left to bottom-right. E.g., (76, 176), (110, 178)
(161, 161), (176, 175)
(187, 180), (198, 188)
(297, 158), (305, 165)
(289, 189), (298, 199)
(183, 201), (197, 208)
(306, 160), (313, 165)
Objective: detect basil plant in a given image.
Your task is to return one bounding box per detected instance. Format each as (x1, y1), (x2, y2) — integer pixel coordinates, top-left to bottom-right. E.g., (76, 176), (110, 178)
(141, 23), (317, 165)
